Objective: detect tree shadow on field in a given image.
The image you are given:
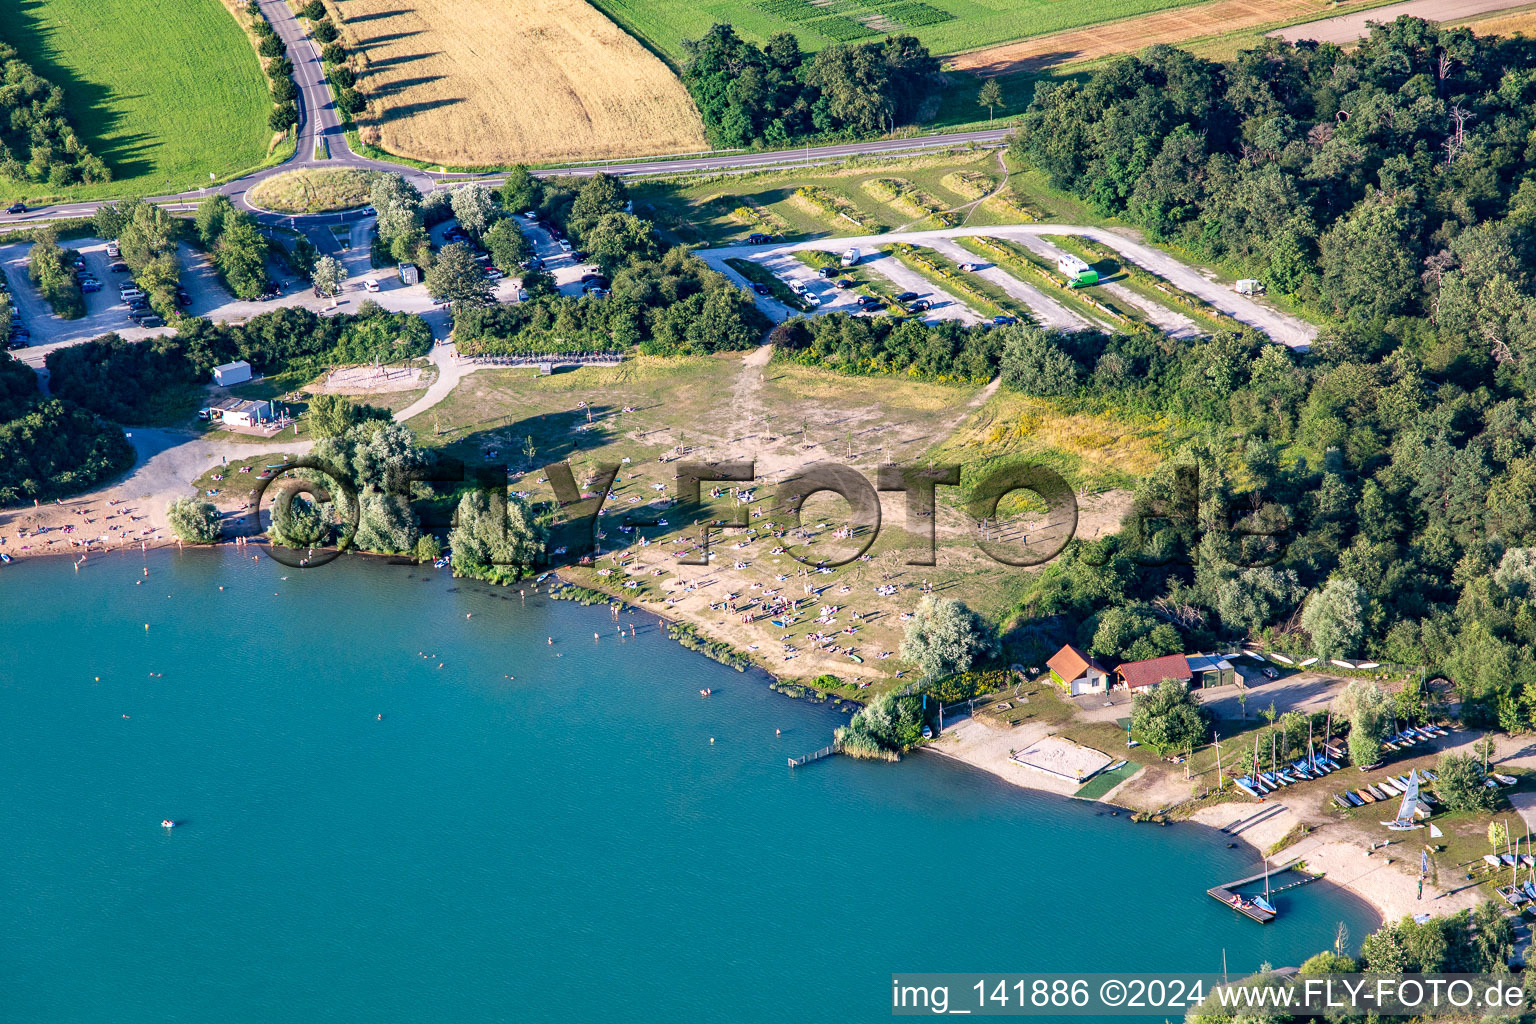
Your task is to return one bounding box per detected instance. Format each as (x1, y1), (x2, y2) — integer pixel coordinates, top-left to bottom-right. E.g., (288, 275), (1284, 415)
(8, 0), (151, 182)
(356, 30), (425, 49)
(369, 75), (447, 99)
(338, 7), (410, 22)
(379, 97), (465, 120)
(367, 52), (441, 72)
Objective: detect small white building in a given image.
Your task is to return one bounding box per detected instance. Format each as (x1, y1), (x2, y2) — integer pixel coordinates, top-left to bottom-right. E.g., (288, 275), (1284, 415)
(212, 360), (252, 387)
(202, 397), (271, 428)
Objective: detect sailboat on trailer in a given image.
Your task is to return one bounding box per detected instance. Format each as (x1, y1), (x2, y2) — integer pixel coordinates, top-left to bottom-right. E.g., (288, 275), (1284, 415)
(1382, 769), (1428, 831)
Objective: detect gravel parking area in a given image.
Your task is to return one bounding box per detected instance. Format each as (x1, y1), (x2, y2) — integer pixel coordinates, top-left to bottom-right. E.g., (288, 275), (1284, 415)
(860, 251), (981, 324)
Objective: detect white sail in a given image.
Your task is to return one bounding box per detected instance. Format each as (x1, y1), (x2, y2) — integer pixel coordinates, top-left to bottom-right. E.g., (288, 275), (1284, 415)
(1381, 769), (1428, 830)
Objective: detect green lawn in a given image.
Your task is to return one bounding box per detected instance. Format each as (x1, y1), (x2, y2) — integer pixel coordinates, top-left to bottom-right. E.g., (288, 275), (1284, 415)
(587, 0), (1211, 62)
(0, 0), (273, 203)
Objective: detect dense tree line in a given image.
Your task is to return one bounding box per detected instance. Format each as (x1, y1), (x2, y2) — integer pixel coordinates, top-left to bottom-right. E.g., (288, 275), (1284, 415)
(769, 312), (1003, 383)
(1188, 906), (1512, 1022)
(681, 26), (938, 146)
(955, 21), (1536, 722)
(27, 228), (84, 319)
(93, 198), (183, 316)
(454, 246), (766, 356)
(0, 42), (110, 187)
(195, 195), (270, 299)
(245, 0), (300, 132)
(0, 352), (132, 506)
(46, 304), (433, 422)
(445, 172), (768, 354)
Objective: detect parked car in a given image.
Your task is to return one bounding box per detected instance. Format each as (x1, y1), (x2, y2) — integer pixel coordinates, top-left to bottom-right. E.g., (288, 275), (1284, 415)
(108, 262), (129, 274)
(363, 279), (380, 293)
(817, 266), (837, 278)
(81, 281), (101, 293)
(119, 289), (144, 301)
(176, 288), (192, 307)
(991, 315), (1018, 326)
(558, 240), (572, 252)
(752, 283), (769, 296)
(745, 233), (768, 245)
(580, 273), (605, 284)
(834, 279), (854, 290)
(1262, 667), (1279, 679)
(907, 298), (931, 312)
(360, 205), (376, 216)
(958, 262), (978, 272)
(139, 315), (165, 328)
(896, 292), (919, 304)
(6, 202), (24, 214)
(106, 242), (120, 258)
(484, 267), (504, 280)
(570, 251), (587, 262)
(857, 295), (883, 308)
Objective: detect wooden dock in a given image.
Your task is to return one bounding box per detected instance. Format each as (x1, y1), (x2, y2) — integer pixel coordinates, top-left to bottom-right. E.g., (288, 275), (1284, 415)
(1207, 860), (1321, 924)
(789, 744), (835, 768)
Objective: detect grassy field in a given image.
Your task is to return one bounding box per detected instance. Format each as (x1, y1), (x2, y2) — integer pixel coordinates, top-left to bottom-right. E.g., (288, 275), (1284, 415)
(395, 354), (1072, 690)
(248, 169), (373, 213)
(586, 0), (1212, 62)
(0, 0), (273, 203)
(331, 0), (707, 166)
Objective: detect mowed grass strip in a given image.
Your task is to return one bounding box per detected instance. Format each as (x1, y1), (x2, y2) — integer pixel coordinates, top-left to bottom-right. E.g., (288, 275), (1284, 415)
(334, 0), (707, 165)
(0, 0), (271, 201)
(586, 0), (1214, 60)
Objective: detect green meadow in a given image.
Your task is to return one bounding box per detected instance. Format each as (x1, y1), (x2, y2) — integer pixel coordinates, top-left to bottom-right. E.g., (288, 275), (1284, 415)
(0, 0), (272, 202)
(587, 0), (1208, 62)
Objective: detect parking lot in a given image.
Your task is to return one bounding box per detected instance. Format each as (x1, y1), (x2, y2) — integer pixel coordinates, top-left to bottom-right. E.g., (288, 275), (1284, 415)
(0, 237), (178, 358)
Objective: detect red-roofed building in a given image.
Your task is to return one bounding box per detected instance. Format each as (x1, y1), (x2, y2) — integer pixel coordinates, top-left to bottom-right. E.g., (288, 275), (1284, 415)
(1047, 644), (1110, 696)
(1113, 654), (1192, 692)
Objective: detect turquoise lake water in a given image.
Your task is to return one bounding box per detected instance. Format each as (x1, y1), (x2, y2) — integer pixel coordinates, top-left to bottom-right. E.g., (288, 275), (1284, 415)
(1, 549), (1379, 1023)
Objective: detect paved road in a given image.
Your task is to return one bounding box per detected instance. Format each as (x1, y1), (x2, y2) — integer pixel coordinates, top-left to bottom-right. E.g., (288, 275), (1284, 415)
(924, 236), (1086, 331)
(861, 251), (981, 324)
(699, 225), (1318, 348)
(1269, 0), (1532, 41)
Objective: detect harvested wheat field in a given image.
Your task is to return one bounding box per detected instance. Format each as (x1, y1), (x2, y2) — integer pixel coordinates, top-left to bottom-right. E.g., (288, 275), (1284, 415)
(948, 0), (1387, 75)
(334, 0), (707, 165)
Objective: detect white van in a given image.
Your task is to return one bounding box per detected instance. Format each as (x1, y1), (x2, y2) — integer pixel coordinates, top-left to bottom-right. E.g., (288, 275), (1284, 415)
(119, 287), (144, 300)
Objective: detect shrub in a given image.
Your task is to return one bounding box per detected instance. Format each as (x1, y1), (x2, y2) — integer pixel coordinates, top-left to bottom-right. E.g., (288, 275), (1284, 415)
(259, 33), (285, 58)
(899, 596), (997, 678)
(321, 43), (346, 65)
(835, 693), (925, 760)
(1129, 679), (1208, 754)
(1433, 753), (1496, 812)
(301, 0), (327, 19)
(312, 20), (338, 43)
(166, 498), (221, 544)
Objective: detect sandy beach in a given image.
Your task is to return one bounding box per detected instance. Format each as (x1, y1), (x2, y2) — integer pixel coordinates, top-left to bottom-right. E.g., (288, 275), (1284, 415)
(925, 713), (1483, 930)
